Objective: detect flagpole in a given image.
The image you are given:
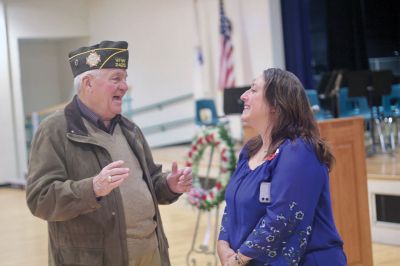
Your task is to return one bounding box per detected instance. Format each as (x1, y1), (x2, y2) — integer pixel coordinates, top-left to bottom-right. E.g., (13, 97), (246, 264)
(237, 0), (252, 83)
(192, 0), (208, 99)
(193, 0), (202, 49)
(193, 0), (204, 99)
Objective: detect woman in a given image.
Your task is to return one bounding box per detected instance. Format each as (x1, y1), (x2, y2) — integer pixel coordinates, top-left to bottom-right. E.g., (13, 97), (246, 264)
(217, 68), (346, 265)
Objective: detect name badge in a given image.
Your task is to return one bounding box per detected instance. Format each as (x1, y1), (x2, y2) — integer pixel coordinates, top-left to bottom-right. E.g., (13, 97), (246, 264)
(259, 182), (271, 203)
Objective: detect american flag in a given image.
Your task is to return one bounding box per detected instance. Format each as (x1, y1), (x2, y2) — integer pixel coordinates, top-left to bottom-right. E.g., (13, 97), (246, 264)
(219, 0), (235, 90)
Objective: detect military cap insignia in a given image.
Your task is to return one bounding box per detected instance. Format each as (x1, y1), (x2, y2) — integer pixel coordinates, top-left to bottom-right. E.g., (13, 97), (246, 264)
(86, 52), (101, 67)
(68, 41), (129, 77)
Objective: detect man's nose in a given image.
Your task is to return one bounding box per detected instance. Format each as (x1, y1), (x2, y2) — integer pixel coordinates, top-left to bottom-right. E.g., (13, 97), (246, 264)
(120, 82), (128, 92)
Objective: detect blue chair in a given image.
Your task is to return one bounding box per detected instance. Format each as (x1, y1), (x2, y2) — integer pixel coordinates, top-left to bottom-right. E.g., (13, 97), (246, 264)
(338, 87), (389, 152)
(382, 84), (400, 117)
(338, 87), (371, 119)
(382, 84), (400, 147)
(195, 99), (220, 127)
(305, 89), (333, 120)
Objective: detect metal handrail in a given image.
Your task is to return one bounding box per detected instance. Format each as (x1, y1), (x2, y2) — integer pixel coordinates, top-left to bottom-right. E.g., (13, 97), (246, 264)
(125, 93), (193, 116)
(141, 117), (194, 135)
(25, 92), (195, 151)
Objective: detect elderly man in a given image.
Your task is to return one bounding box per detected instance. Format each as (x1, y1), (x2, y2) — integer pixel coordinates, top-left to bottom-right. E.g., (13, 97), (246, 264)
(26, 40), (192, 266)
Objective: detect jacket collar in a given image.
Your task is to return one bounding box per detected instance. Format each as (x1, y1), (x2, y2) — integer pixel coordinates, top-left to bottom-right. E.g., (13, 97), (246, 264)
(65, 95), (135, 136)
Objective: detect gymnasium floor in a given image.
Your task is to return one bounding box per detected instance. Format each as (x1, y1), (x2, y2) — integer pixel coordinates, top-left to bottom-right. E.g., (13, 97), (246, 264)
(0, 144), (399, 265)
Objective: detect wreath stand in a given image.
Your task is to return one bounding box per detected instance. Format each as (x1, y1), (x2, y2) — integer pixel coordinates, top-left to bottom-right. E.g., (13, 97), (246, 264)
(185, 126), (236, 266)
(186, 145), (219, 266)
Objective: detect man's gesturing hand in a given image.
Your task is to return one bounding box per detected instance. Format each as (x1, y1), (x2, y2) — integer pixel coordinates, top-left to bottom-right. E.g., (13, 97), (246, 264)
(93, 160), (130, 197)
(166, 162), (192, 194)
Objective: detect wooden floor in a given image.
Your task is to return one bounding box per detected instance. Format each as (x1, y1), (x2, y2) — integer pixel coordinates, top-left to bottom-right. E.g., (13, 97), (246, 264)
(366, 148), (400, 181)
(0, 145), (399, 266)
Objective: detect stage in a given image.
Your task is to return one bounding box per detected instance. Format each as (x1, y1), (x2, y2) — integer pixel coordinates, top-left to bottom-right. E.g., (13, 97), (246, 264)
(367, 148), (400, 246)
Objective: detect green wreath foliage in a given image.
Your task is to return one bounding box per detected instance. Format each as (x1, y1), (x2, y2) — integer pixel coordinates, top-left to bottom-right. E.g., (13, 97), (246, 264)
(185, 126), (236, 211)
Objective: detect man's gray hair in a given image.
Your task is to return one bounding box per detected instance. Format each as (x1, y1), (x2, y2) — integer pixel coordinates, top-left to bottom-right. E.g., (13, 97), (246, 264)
(74, 69), (102, 94)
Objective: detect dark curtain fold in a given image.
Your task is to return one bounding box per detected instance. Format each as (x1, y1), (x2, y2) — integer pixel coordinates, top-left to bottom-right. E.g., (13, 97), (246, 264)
(281, 0), (314, 89)
(326, 0), (369, 70)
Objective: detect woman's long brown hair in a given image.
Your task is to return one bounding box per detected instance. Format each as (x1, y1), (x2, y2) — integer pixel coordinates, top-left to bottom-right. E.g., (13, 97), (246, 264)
(246, 68), (335, 170)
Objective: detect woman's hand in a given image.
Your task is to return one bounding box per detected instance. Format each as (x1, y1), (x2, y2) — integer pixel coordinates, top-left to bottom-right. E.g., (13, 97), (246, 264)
(217, 240), (235, 266)
(226, 251), (252, 265)
(227, 253), (237, 266)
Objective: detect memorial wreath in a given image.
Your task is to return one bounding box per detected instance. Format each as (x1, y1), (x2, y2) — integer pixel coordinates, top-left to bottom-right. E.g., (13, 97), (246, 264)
(185, 126), (236, 211)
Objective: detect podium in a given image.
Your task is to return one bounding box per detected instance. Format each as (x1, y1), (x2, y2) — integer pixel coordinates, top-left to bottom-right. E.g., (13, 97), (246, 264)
(318, 117), (372, 266)
(242, 117), (373, 266)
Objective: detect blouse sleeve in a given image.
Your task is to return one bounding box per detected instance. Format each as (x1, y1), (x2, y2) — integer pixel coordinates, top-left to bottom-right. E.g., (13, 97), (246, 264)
(218, 147), (247, 243)
(239, 140), (327, 264)
(218, 206), (230, 242)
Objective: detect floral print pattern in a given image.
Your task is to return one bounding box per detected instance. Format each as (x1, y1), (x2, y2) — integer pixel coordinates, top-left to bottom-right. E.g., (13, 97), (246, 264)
(243, 202), (312, 265)
(218, 138), (345, 265)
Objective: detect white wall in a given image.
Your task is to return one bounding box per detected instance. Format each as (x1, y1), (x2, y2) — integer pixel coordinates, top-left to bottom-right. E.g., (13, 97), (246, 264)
(88, 0), (285, 146)
(20, 38), (90, 116)
(20, 41), (62, 114)
(235, 0), (285, 77)
(2, 0), (285, 181)
(89, 0), (196, 106)
(57, 38), (90, 100)
(88, 0), (200, 146)
(0, 1), (18, 184)
(3, 0), (90, 182)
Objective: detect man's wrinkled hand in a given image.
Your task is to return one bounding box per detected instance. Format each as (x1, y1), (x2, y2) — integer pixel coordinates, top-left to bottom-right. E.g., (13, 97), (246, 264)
(93, 160), (130, 197)
(166, 162), (192, 193)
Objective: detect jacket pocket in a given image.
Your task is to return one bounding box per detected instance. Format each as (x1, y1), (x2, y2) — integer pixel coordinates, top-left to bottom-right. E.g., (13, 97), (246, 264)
(57, 232), (104, 265)
(59, 247), (103, 266)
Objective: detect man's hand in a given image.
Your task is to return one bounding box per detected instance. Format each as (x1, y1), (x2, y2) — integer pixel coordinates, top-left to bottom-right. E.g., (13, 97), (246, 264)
(217, 240), (235, 266)
(166, 162), (192, 193)
(93, 160), (130, 197)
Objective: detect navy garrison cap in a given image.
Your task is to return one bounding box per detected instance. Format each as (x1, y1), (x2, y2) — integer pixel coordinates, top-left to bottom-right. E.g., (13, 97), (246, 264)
(68, 40), (129, 77)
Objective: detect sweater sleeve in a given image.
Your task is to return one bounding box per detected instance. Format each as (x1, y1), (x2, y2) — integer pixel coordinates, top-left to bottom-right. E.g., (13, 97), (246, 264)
(238, 140), (326, 264)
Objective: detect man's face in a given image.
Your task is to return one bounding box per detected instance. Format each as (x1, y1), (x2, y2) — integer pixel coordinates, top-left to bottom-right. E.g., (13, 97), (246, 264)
(85, 69), (128, 121)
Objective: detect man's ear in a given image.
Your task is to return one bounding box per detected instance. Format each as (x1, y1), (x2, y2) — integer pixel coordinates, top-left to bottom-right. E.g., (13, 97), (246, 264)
(81, 75), (93, 93)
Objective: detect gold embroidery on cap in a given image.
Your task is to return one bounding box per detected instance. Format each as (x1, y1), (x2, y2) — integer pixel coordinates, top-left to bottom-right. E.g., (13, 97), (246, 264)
(114, 57), (126, 68)
(86, 52), (101, 67)
(99, 50), (127, 69)
(69, 48), (126, 60)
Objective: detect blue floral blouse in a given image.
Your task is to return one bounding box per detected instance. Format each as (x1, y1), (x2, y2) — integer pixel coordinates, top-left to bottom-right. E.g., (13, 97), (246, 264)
(219, 138), (346, 265)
